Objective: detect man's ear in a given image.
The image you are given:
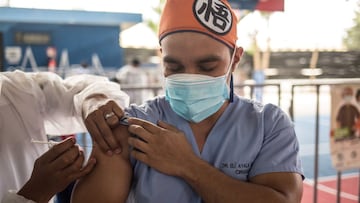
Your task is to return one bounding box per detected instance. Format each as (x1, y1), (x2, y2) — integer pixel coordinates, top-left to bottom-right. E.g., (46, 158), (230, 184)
(231, 46), (244, 72)
(234, 46), (244, 64)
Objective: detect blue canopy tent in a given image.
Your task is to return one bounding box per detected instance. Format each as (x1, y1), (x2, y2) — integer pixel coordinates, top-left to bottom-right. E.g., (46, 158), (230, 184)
(0, 7), (142, 72)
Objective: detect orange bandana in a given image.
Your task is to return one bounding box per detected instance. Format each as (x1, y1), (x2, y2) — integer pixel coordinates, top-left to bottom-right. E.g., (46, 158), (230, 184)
(159, 0), (238, 48)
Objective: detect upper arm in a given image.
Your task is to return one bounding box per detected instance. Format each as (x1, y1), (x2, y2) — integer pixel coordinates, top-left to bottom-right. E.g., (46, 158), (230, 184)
(71, 125), (132, 203)
(250, 172), (303, 203)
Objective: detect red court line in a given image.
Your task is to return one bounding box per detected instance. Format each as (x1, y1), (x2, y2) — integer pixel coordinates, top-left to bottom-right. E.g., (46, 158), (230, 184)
(302, 174), (359, 203)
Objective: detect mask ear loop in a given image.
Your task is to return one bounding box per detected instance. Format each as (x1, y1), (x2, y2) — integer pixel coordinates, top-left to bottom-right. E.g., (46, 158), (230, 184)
(230, 74), (234, 102)
(227, 47), (237, 103)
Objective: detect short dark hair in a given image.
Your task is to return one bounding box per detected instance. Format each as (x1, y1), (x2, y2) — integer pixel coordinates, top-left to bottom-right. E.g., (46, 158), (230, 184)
(356, 89), (360, 101)
(131, 58), (140, 67)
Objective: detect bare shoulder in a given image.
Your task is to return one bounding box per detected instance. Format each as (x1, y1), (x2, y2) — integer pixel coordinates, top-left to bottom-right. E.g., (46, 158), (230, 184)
(71, 125), (132, 203)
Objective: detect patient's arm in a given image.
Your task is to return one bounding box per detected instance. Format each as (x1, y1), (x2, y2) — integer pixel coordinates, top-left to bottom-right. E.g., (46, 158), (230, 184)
(71, 124), (132, 203)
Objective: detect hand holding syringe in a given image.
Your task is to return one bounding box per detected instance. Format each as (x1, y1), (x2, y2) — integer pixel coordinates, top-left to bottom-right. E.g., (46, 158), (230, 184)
(31, 116), (129, 148)
(31, 139), (93, 148)
(17, 137), (96, 202)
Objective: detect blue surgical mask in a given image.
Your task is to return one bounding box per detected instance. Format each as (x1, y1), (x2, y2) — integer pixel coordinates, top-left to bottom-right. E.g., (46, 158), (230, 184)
(164, 49), (236, 123)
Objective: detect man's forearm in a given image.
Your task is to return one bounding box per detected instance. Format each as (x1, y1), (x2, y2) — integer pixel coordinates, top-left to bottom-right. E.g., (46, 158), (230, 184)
(180, 158), (301, 203)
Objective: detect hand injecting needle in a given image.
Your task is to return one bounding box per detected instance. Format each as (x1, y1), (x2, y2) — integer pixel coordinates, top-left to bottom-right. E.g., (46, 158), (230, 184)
(31, 139), (93, 148)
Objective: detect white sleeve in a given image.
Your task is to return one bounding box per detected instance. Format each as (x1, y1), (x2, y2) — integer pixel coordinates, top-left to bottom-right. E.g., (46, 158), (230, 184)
(115, 66), (129, 82)
(1, 190), (36, 203)
(0, 70), (129, 135)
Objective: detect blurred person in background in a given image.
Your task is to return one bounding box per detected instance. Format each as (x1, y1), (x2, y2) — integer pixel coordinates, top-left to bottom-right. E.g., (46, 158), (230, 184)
(356, 89), (360, 106)
(76, 60), (91, 75)
(355, 89), (360, 138)
(115, 57), (149, 104)
(0, 70), (129, 202)
(72, 0), (304, 203)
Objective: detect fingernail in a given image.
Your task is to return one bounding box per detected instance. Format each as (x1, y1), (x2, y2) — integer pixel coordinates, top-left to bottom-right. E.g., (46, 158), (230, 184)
(89, 158), (96, 164)
(115, 148), (122, 154)
(107, 150), (113, 156)
(70, 137), (76, 143)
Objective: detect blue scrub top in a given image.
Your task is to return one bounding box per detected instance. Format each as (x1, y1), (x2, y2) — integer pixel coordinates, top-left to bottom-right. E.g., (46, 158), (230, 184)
(125, 95), (303, 203)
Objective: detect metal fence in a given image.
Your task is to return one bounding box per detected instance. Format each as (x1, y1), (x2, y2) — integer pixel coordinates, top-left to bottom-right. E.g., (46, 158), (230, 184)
(289, 79), (360, 203)
(122, 78), (360, 203)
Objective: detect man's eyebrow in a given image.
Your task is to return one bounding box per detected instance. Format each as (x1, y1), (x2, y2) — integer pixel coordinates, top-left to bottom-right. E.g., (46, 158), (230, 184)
(163, 55), (222, 64)
(163, 56), (179, 63)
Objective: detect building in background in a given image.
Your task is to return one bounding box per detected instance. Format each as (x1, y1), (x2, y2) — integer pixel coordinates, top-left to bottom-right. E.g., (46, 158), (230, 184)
(0, 7), (142, 75)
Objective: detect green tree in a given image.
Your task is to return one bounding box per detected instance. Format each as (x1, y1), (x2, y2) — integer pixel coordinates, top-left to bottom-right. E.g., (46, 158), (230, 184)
(145, 0), (166, 34)
(343, 1), (360, 50)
